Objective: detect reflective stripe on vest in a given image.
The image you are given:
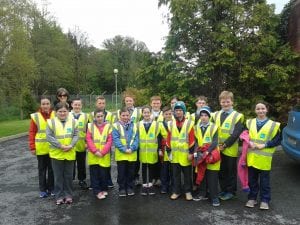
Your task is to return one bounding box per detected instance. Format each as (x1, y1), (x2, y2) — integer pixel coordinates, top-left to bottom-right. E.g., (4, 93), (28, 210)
(195, 123), (220, 170)
(246, 118), (280, 170)
(73, 113), (88, 152)
(113, 122), (137, 161)
(169, 119), (194, 166)
(87, 123), (112, 167)
(138, 121), (159, 164)
(31, 112), (55, 155)
(48, 116), (76, 160)
(214, 111), (243, 157)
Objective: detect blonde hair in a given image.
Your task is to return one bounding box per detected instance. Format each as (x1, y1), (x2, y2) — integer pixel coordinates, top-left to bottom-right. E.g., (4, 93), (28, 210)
(219, 91), (234, 101)
(150, 96), (161, 103)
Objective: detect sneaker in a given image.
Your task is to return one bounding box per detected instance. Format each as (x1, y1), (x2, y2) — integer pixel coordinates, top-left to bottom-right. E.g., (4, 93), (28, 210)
(170, 193), (180, 200)
(185, 192), (193, 201)
(218, 191), (226, 198)
(97, 192), (106, 200)
(55, 198), (64, 205)
(107, 180), (114, 188)
(39, 191), (48, 198)
(79, 180), (88, 190)
(141, 187), (148, 196)
(102, 191), (108, 196)
(193, 194), (208, 201)
(245, 200), (258, 208)
(148, 186), (156, 195)
(160, 187), (168, 194)
(127, 189), (135, 196)
(259, 202), (269, 210)
(212, 198), (220, 207)
(219, 192), (235, 201)
(65, 197), (73, 204)
(119, 190), (127, 197)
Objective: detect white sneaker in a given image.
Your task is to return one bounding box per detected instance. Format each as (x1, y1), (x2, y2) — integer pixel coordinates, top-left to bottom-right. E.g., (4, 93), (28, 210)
(245, 200), (258, 208)
(97, 192), (106, 200)
(102, 191), (108, 196)
(259, 202), (269, 210)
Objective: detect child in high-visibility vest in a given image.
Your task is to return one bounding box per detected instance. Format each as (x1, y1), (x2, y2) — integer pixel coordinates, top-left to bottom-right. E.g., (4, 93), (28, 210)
(191, 96), (208, 124)
(112, 107), (139, 197)
(245, 101), (281, 210)
(90, 95), (116, 188)
(46, 102), (79, 205)
(29, 96), (55, 198)
(167, 101), (195, 201)
(192, 106), (221, 207)
(150, 96), (164, 187)
(86, 109), (113, 200)
(138, 106), (161, 195)
(159, 106), (173, 194)
(211, 91), (244, 201)
(70, 97), (89, 190)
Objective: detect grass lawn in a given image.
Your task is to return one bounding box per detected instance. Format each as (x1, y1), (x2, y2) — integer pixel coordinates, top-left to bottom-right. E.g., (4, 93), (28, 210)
(0, 119), (30, 138)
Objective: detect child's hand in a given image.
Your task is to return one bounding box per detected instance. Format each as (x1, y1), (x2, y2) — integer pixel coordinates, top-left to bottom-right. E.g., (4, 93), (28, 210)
(30, 149), (36, 155)
(249, 141), (255, 149)
(126, 149), (132, 154)
(256, 144), (266, 150)
(95, 151), (103, 157)
(188, 154), (193, 161)
(159, 150), (163, 157)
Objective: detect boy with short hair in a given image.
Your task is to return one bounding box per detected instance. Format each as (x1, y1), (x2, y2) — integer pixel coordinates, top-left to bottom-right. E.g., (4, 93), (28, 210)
(71, 97), (89, 190)
(191, 96), (208, 123)
(211, 91), (244, 201)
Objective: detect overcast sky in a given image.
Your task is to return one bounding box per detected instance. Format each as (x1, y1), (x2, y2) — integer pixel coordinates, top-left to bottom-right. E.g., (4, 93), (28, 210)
(33, 0), (288, 52)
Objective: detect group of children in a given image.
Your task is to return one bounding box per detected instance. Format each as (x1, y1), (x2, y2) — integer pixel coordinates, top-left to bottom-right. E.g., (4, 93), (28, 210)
(29, 89), (281, 210)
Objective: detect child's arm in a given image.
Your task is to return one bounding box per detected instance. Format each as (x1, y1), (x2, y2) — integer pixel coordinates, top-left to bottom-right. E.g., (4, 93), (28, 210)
(86, 129), (98, 154)
(129, 128), (139, 152)
(223, 119), (244, 148)
(257, 130), (281, 149)
(28, 119), (37, 154)
(207, 132), (218, 153)
(112, 127), (127, 152)
(46, 125), (62, 149)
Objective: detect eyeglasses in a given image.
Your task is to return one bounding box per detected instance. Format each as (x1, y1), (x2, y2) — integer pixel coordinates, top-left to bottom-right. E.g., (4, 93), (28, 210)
(58, 94), (67, 97)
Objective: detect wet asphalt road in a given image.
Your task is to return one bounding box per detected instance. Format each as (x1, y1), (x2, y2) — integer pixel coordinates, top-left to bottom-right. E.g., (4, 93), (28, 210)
(0, 136), (299, 225)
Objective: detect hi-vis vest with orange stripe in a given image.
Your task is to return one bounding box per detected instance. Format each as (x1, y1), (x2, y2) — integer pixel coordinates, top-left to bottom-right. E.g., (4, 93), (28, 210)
(30, 111), (55, 155)
(113, 122), (138, 161)
(212, 110), (244, 157)
(194, 122), (220, 170)
(168, 119), (194, 166)
(72, 112), (88, 152)
(87, 123), (112, 167)
(47, 116), (77, 160)
(246, 119), (280, 171)
(138, 121), (160, 164)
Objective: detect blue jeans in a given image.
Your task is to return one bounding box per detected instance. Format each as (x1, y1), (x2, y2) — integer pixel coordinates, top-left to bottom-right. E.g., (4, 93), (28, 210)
(248, 166), (271, 203)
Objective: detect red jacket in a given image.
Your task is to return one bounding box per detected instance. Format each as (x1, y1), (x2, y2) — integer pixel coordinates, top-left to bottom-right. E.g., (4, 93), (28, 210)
(28, 109), (53, 152)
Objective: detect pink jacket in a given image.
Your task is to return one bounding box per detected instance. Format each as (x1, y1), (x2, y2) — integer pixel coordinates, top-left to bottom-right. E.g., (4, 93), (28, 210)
(238, 130), (250, 192)
(86, 122), (112, 155)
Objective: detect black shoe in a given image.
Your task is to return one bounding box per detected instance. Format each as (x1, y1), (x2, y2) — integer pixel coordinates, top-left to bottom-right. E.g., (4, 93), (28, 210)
(127, 189), (135, 196)
(148, 186), (156, 195)
(119, 189), (127, 197)
(141, 187), (148, 196)
(79, 180), (88, 190)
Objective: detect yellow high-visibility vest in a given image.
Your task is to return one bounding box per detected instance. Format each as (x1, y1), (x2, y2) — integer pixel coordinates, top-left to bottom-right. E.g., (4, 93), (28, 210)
(138, 121), (160, 164)
(246, 119), (280, 171)
(194, 122), (220, 170)
(212, 111), (244, 157)
(47, 116), (77, 160)
(113, 122), (137, 161)
(30, 111), (55, 155)
(168, 119), (194, 166)
(72, 113), (88, 152)
(87, 123), (112, 167)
